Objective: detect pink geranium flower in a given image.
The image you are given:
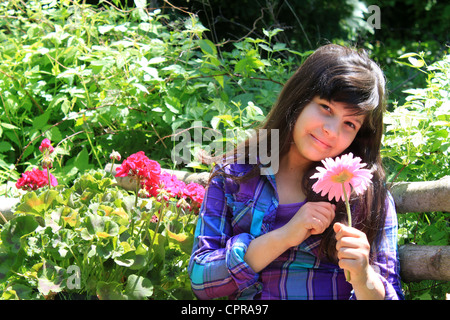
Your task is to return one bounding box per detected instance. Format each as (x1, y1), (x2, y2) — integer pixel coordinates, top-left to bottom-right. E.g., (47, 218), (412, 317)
(184, 182), (205, 208)
(157, 171), (187, 198)
(311, 153), (372, 203)
(39, 138), (54, 154)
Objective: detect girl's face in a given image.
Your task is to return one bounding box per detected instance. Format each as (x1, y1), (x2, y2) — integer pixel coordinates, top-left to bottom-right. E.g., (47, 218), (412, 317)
(290, 96), (365, 165)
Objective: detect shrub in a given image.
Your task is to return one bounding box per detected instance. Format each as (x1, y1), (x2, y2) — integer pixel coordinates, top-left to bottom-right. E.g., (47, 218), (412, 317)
(382, 52), (450, 300)
(0, 0), (302, 190)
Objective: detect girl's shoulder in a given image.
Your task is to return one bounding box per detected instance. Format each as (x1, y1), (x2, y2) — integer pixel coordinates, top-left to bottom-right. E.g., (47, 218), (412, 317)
(215, 162), (255, 177)
(211, 162), (261, 195)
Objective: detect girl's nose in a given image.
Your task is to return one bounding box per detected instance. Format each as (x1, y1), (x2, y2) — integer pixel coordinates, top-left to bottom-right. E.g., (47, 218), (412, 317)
(323, 119), (339, 137)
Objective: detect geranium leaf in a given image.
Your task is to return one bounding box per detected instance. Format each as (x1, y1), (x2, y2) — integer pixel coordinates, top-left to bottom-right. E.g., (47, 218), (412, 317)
(124, 275), (153, 300)
(1, 215), (39, 254)
(97, 281), (127, 300)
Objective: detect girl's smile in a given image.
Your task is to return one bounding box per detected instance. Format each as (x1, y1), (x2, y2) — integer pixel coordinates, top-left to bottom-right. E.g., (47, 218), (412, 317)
(310, 133), (332, 149)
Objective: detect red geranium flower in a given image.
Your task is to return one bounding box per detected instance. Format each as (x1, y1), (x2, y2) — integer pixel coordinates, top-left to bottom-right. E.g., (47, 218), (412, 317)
(115, 151), (161, 183)
(16, 168), (58, 191)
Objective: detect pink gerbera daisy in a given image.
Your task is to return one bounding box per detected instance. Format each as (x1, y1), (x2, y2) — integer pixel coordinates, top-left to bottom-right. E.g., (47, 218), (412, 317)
(310, 153), (372, 282)
(311, 153), (372, 203)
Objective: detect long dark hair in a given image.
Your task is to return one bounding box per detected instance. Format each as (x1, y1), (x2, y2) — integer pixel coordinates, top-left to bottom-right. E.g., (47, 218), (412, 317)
(211, 44), (388, 263)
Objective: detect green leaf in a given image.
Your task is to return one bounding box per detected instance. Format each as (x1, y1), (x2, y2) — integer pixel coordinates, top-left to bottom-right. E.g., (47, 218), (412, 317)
(398, 52), (421, 59)
(124, 274), (153, 300)
(148, 229), (166, 264)
(37, 261), (66, 296)
(81, 214), (119, 240)
(97, 281), (127, 300)
(75, 148), (92, 172)
(98, 25), (114, 34)
(15, 190), (61, 217)
(167, 229), (194, 255)
(0, 250), (17, 283)
(0, 122), (19, 130)
(0, 141), (14, 152)
(199, 39), (217, 56)
(1, 215), (39, 254)
(408, 57), (425, 68)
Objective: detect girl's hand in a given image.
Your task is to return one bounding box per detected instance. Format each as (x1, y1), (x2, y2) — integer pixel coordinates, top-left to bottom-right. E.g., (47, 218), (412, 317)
(333, 222), (371, 285)
(282, 202), (336, 248)
(333, 222), (386, 299)
(245, 202), (335, 273)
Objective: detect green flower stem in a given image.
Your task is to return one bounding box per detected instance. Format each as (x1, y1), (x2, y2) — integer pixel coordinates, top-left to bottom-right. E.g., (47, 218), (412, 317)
(84, 125), (103, 170)
(342, 182), (352, 282)
(47, 167), (51, 190)
(111, 159), (116, 177)
(140, 199), (167, 277)
(148, 199), (166, 249)
(150, 201), (165, 251)
(342, 183), (352, 228)
(135, 177), (140, 207)
(131, 176), (141, 236)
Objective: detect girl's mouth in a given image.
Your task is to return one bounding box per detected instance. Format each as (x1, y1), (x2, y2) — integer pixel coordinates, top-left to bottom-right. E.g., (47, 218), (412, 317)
(311, 134), (331, 149)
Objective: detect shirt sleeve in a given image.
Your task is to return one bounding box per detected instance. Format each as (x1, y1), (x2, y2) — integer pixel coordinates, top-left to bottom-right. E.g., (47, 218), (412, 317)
(188, 169), (260, 300)
(350, 192), (405, 300)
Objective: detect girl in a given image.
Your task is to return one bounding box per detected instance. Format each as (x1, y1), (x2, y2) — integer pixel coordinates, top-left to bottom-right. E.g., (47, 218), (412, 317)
(188, 44), (404, 300)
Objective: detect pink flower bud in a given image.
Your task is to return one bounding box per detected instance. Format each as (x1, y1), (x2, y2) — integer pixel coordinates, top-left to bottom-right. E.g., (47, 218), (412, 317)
(39, 138), (54, 154)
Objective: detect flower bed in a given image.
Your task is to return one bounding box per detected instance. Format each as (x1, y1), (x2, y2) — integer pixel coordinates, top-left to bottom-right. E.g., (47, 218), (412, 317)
(0, 139), (204, 300)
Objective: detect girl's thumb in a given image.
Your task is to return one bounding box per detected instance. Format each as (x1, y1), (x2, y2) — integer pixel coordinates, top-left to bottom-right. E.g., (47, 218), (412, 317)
(333, 222), (344, 233)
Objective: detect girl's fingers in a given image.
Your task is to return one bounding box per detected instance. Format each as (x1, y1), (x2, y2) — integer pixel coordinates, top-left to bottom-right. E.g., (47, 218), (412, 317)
(336, 236), (367, 250)
(336, 246), (362, 260)
(334, 223), (365, 241)
(288, 201), (336, 237)
(310, 203), (336, 234)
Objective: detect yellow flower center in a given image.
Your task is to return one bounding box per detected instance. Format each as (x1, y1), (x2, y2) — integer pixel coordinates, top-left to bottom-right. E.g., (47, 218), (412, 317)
(331, 169), (354, 184)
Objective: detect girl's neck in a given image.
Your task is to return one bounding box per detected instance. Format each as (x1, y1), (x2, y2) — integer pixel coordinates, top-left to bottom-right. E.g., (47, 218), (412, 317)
(275, 150), (311, 204)
(277, 145), (312, 180)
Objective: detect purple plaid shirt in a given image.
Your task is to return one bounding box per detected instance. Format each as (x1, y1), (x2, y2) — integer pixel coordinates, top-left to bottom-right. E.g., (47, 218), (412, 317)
(188, 163), (404, 300)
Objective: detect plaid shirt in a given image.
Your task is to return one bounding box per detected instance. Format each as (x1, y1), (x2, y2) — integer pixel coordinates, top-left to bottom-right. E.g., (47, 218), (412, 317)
(188, 163), (404, 300)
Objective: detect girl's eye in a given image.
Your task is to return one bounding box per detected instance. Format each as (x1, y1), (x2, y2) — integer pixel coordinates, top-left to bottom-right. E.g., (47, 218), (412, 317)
(345, 121), (356, 129)
(320, 104), (331, 112)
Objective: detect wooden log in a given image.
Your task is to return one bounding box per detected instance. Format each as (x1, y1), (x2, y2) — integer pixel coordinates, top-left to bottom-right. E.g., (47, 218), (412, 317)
(399, 244), (450, 283)
(390, 176), (450, 214)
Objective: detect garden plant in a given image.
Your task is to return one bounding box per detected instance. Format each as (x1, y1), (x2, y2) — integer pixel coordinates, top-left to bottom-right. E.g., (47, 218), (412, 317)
(1, 138), (204, 299)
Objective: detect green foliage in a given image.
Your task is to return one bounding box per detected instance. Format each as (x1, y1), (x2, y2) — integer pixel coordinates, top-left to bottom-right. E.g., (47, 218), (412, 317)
(0, 0), (301, 189)
(383, 52), (450, 182)
(170, 0), (382, 50)
(0, 169), (197, 300)
(382, 52), (450, 300)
